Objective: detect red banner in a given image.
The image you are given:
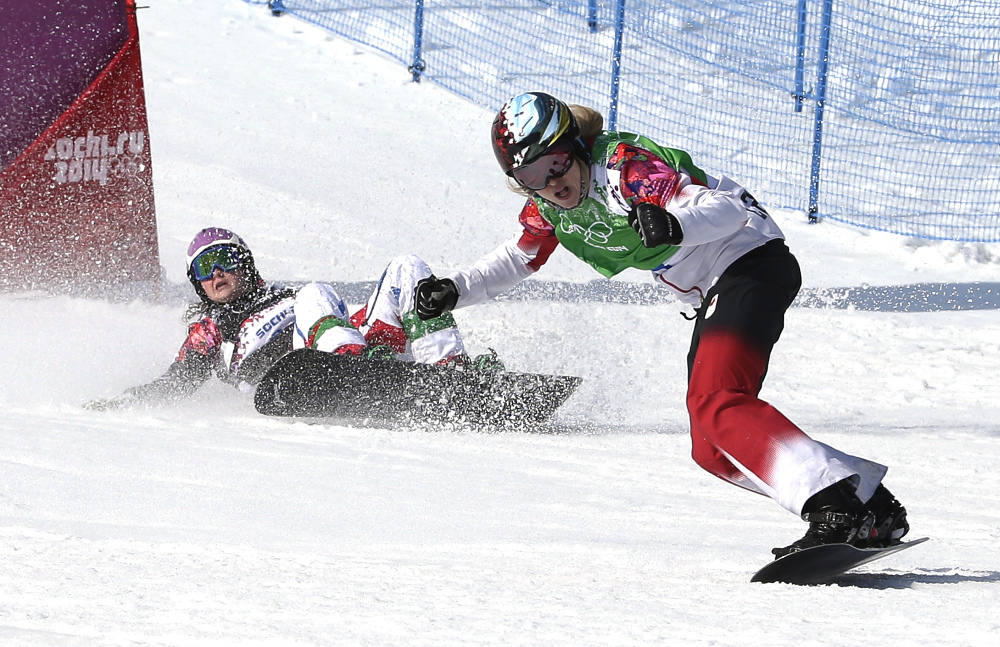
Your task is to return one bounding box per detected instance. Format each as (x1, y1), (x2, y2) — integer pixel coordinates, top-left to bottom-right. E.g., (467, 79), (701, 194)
(0, 0), (159, 296)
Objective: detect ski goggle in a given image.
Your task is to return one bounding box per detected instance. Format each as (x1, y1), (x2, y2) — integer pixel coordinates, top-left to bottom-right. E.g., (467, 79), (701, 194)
(190, 245), (246, 281)
(511, 142), (575, 191)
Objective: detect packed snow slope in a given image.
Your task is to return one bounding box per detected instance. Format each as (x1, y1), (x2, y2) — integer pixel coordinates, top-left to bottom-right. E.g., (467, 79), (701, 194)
(2, 1), (1000, 645)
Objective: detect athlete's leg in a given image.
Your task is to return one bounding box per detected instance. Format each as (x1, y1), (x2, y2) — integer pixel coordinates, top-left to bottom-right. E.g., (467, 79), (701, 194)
(293, 282), (367, 354)
(351, 255), (467, 364)
(689, 427), (767, 496)
(685, 242), (886, 514)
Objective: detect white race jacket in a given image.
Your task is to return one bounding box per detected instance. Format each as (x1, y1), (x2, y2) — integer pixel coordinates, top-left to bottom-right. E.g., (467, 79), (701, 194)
(446, 159), (785, 307)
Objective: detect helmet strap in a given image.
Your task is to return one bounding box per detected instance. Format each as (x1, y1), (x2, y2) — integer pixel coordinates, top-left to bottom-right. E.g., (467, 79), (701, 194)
(571, 137), (591, 165)
(574, 161), (590, 208)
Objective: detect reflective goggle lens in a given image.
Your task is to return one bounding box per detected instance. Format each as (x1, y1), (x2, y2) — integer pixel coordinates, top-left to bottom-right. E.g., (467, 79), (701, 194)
(191, 245), (244, 281)
(511, 143), (575, 191)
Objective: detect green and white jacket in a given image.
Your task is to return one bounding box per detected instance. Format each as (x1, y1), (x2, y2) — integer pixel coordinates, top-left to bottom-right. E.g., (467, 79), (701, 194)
(447, 132), (784, 307)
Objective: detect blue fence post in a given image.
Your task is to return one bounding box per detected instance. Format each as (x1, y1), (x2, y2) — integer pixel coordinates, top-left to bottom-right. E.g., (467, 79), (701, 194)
(409, 0), (426, 82)
(793, 0), (808, 112)
(588, 0), (598, 32)
(808, 0), (834, 222)
(608, 0), (626, 130)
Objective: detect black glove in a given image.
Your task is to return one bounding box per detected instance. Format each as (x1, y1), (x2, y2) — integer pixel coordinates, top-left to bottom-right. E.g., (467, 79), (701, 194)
(83, 392), (138, 411)
(628, 202), (683, 247)
(414, 275), (459, 321)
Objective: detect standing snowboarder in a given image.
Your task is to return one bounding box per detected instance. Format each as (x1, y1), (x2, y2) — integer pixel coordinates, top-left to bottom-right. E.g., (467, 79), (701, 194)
(413, 91), (909, 557)
(87, 227), (497, 410)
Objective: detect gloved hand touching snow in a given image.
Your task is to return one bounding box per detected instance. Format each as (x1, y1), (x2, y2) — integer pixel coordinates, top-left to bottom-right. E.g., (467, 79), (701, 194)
(83, 392), (139, 412)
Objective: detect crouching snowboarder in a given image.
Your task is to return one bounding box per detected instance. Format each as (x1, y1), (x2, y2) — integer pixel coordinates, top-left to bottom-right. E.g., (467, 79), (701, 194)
(86, 227), (500, 410)
(414, 91), (910, 558)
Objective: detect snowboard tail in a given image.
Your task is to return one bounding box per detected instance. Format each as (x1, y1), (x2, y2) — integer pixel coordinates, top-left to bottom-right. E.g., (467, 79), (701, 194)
(751, 537), (929, 584)
(254, 348), (581, 426)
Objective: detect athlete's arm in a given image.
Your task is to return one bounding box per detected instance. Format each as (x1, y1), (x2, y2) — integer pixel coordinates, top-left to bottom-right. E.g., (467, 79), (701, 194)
(666, 174), (755, 246)
(123, 353), (215, 403)
(618, 146), (752, 247)
(445, 201), (560, 308)
(84, 319), (220, 410)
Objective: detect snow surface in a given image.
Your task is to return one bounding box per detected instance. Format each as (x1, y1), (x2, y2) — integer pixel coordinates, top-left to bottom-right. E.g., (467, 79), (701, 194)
(3, 0), (1000, 644)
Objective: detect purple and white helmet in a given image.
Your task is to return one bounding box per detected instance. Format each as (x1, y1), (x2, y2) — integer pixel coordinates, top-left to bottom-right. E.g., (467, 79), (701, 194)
(186, 227), (251, 268)
(185, 227), (260, 301)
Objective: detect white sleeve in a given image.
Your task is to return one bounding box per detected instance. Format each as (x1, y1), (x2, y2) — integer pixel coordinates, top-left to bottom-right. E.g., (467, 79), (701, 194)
(668, 174), (753, 246)
(443, 233), (538, 308)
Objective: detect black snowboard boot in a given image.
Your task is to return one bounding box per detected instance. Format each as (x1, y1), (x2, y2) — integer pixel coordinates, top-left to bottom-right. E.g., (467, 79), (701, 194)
(855, 484), (909, 548)
(772, 479), (864, 559)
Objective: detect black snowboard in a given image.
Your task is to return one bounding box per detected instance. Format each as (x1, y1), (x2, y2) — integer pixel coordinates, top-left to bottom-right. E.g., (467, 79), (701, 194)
(752, 537), (929, 584)
(254, 348), (582, 426)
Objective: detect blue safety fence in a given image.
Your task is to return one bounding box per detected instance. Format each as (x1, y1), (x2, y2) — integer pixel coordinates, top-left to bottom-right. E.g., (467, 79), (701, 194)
(248, 0), (1000, 242)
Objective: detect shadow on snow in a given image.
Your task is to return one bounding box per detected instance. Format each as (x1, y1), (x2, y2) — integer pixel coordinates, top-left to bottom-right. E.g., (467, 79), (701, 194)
(830, 569), (1000, 589)
(320, 280), (1000, 313)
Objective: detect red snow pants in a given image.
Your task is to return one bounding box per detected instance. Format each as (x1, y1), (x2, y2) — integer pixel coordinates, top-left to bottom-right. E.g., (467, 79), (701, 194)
(685, 239), (812, 498)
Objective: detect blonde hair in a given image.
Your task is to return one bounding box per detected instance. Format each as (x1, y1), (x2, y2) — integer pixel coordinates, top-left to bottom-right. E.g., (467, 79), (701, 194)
(569, 104), (604, 138)
(505, 103), (605, 197)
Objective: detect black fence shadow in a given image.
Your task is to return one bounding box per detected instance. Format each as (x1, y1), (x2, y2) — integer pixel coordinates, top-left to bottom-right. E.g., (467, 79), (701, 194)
(318, 280), (1000, 313)
(794, 282), (1000, 312)
(831, 569), (1000, 589)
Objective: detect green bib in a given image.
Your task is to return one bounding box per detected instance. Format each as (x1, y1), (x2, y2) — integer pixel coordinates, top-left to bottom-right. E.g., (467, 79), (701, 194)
(534, 133), (707, 278)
